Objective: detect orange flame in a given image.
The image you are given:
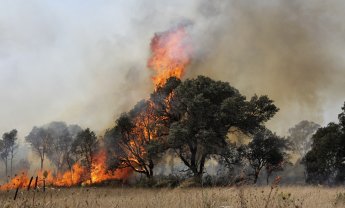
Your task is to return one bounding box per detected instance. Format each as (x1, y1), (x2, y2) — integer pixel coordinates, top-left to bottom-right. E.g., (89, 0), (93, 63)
(53, 163), (85, 187)
(0, 150), (132, 190)
(1, 26), (192, 191)
(88, 150), (132, 184)
(148, 25), (192, 87)
(119, 26), (193, 173)
(0, 172), (30, 190)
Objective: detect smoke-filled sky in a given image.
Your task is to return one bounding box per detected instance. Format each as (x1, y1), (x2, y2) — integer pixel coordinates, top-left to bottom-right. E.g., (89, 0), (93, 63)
(1, 0), (345, 140)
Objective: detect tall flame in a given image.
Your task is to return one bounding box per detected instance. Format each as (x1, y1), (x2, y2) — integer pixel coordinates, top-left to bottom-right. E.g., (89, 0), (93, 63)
(0, 25), (192, 191)
(118, 25), (193, 176)
(148, 25), (192, 87)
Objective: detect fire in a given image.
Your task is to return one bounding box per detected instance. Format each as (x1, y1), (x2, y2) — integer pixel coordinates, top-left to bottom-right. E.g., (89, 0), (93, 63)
(0, 25), (191, 191)
(53, 163), (85, 187)
(0, 150), (132, 190)
(148, 25), (192, 87)
(0, 172), (30, 190)
(115, 25), (193, 175)
(89, 150), (132, 184)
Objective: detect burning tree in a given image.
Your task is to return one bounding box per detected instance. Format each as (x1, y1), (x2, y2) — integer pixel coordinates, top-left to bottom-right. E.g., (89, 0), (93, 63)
(105, 25), (192, 179)
(106, 24), (280, 181)
(108, 76), (279, 180)
(110, 101), (159, 178)
(0, 24), (288, 188)
(0, 122), (129, 189)
(71, 128), (99, 183)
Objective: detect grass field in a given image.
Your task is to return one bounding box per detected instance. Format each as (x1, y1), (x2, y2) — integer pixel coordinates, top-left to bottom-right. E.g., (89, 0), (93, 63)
(0, 186), (344, 208)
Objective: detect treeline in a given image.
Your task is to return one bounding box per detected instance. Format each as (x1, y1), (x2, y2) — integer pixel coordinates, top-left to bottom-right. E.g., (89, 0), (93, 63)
(0, 122), (100, 183)
(103, 76), (285, 184)
(1, 75), (344, 186)
(103, 76), (345, 185)
(303, 105), (345, 184)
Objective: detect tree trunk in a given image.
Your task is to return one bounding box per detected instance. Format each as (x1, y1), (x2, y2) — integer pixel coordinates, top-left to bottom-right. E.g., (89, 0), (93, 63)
(5, 159), (8, 181)
(66, 155), (73, 183)
(40, 157), (44, 171)
(198, 155), (206, 176)
(145, 171), (153, 179)
(190, 146), (198, 175)
(254, 171), (259, 184)
(148, 159), (154, 178)
(193, 172), (203, 184)
(10, 155), (13, 179)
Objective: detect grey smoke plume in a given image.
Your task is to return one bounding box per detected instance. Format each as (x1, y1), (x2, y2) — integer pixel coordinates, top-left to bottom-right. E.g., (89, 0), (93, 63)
(0, 0), (344, 140)
(186, 0), (345, 134)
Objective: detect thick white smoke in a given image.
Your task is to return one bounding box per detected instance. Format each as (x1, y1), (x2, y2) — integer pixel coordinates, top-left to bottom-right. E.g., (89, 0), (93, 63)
(0, 0), (344, 144)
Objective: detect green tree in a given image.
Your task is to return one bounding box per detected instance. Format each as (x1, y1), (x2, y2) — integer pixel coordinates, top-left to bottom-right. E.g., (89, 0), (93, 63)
(0, 139), (7, 179)
(303, 124), (345, 184)
(240, 129), (290, 184)
(303, 102), (345, 184)
(4, 129), (18, 178)
(163, 76), (279, 179)
(72, 128), (99, 183)
(1, 129), (18, 178)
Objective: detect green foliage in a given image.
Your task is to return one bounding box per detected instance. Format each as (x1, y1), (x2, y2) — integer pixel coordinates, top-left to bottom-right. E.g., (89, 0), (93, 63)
(165, 76), (278, 178)
(0, 129), (18, 177)
(72, 128), (99, 178)
(1, 129), (18, 159)
(109, 75), (278, 180)
(240, 129), (290, 183)
(303, 102), (345, 184)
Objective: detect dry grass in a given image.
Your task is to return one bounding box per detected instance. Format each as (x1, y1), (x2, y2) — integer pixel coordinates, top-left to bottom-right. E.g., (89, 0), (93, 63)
(0, 186), (344, 208)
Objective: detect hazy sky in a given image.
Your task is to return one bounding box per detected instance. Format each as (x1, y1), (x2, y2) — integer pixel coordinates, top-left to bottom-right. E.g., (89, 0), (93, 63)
(1, 0), (345, 140)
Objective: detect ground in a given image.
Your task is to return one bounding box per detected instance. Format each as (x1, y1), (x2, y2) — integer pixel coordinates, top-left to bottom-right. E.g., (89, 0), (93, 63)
(0, 186), (344, 208)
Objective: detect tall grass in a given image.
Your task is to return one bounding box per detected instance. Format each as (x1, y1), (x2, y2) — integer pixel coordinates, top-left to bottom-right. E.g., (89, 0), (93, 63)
(0, 186), (344, 208)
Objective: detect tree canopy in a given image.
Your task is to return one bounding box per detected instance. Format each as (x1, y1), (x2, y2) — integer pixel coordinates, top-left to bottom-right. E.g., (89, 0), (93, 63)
(164, 76), (278, 178)
(239, 128), (290, 184)
(72, 128), (99, 182)
(108, 76), (279, 179)
(303, 102), (345, 184)
(0, 129), (18, 178)
(26, 122), (82, 172)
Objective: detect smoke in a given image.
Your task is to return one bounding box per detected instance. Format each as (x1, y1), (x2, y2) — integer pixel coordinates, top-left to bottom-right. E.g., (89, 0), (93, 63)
(185, 0), (345, 134)
(0, 0), (344, 142)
